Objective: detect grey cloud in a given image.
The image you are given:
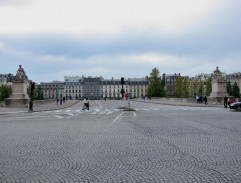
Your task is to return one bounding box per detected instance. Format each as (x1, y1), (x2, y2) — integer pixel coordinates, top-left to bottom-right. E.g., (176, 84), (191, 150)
(1, 0), (241, 82)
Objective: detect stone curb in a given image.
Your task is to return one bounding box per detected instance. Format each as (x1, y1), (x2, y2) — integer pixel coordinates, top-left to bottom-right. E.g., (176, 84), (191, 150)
(32, 101), (80, 112)
(0, 101), (80, 115)
(131, 99), (224, 108)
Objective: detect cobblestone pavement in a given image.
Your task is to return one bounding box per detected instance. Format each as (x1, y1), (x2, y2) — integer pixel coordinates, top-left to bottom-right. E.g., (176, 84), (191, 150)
(0, 100), (240, 182)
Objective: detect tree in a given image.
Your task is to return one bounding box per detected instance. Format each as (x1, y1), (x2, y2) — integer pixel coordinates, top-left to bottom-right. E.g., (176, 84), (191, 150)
(232, 82), (240, 98)
(0, 84), (12, 101)
(183, 77), (191, 98)
(35, 86), (43, 100)
(227, 81), (233, 96)
(161, 76), (166, 97)
(147, 67), (164, 97)
(192, 79), (199, 98)
(198, 80), (204, 97)
(175, 76), (183, 98)
(205, 77), (212, 96)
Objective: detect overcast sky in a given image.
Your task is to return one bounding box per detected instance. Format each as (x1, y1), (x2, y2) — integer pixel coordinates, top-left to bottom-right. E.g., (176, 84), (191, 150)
(0, 0), (241, 83)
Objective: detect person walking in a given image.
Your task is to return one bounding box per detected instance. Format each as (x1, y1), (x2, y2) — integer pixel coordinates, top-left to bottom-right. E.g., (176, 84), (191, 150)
(82, 97), (87, 110)
(204, 96), (207, 105)
(196, 95), (199, 103)
(82, 97), (90, 110)
(224, 95), (228, 108)
(86, 98), (89, 110)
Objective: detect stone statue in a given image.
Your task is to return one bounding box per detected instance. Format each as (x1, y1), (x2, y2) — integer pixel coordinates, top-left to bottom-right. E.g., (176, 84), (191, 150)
(5, 65), (30, 107)
(213, 66), (223, 80)
(15, 65), (27, 82)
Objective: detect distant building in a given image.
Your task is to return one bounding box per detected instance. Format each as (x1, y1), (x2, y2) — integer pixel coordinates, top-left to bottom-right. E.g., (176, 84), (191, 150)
(226, 72), (241, 95)
(40, 81), (64, 99)
(38, 71), (241, 100)
(101, 78), (124, 99)
(81, 76), (103, 100)
(64, 76), (82, 100)
(0, 73), (15, 84)
(101, 77), (148, 99)
(162, 73), (181, 97)
(128, 78), (148, 98)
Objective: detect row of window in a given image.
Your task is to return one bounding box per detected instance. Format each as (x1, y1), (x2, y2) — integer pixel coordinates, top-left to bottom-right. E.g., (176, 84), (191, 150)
(41, 82), (148, 87)
(44, 88), (146, 93)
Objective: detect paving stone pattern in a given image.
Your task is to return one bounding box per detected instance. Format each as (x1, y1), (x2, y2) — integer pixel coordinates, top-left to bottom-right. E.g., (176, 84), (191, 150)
(0, 105), (241, 182)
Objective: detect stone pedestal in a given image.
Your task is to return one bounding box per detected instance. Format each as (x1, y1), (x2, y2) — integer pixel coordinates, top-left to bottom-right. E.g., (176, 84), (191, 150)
(5, 82), (30, 107)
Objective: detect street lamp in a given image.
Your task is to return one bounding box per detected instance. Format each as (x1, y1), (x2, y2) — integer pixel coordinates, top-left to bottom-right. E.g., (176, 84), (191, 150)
(29, 81), (35, 111)
(121, 77), (125, 99)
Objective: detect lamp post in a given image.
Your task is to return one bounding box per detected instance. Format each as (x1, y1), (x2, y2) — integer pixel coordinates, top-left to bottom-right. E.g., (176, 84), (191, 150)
(29, 81), (35, 111)
(121, 77), (125, 99)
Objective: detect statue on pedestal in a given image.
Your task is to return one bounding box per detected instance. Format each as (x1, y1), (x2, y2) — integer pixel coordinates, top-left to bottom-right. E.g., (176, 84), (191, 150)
(213, 66), (224, 80)
(5, 65), (30, 107)
(209, 66), (228, 103)
(15, 65), (27, 82)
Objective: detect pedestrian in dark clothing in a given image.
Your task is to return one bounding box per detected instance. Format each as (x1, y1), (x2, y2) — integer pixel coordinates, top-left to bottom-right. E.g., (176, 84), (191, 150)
(224, 95), (228, 108)
(86, 98), (89, 110)
(204, 96), (207, 105)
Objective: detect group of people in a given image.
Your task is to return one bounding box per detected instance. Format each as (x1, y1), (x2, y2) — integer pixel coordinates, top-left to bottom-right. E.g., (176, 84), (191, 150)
(196, 95), (208, 105)
(56, 97), (66, 105)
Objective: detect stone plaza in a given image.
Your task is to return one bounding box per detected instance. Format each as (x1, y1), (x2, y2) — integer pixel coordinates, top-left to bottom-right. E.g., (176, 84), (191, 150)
(0, 100), (240, 182)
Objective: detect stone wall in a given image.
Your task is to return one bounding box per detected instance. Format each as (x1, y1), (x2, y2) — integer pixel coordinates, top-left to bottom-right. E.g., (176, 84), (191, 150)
(150, 97), (197, 103)
(0, 101), (5, 107)
(33, 99), (55, 106)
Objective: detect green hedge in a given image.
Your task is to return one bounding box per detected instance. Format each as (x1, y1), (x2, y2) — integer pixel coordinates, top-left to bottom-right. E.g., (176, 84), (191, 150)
(0, 84), (12, 101)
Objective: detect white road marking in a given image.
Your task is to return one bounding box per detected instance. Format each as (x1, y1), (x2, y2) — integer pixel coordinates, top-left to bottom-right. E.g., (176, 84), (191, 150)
(66, 113), (75, 118)
(142, 108), (149, 111)
(151, 108), (159, 110)
(106, 111), (114, 114)
(111, 112), (124, 125)
(54, 115), (63, 119)
(16, 116), (48, 119)
(96, 101), (103, 108)
(55, 110), (62, 113)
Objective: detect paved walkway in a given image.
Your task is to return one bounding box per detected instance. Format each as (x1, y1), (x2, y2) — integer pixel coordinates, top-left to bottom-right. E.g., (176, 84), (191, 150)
(0, 100), (80, 115)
